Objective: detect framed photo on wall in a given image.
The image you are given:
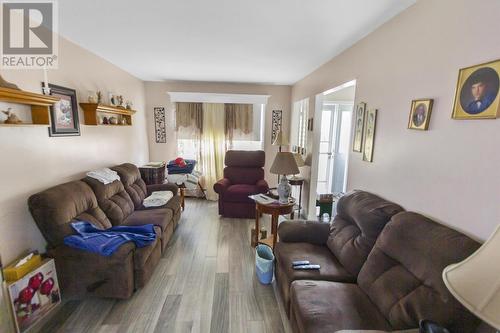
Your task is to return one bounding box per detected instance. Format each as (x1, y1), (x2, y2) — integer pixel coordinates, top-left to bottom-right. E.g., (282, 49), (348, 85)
(452, 59), (500, 119)
(362, 108), (377, 162)
(352, 102), (366, 152)
(43, 83), (80, 137)
(408, 99), (433, 130)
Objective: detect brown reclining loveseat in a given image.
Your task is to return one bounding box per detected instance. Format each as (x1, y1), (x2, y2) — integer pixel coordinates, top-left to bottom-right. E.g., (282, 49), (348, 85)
(28, 163), (180, 299)
(275, 190), (489, 332)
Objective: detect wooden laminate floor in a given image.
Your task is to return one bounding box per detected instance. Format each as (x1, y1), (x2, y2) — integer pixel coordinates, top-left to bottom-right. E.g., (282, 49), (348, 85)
(35, 199), (290, 333)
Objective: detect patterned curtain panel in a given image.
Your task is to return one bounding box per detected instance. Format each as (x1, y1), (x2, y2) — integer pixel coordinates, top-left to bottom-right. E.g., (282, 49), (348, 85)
(175, 102), (203, 133)
(200, 103), (226, 201)
(224, 103), (253, 141)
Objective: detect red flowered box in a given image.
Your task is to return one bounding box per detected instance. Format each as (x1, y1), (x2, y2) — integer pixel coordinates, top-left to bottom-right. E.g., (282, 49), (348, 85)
(7, 259), (60, 333)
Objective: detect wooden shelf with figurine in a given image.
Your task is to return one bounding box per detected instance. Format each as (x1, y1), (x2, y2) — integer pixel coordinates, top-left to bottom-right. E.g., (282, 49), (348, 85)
(79, 103), (136, 126)
(0, 87), (59, 126)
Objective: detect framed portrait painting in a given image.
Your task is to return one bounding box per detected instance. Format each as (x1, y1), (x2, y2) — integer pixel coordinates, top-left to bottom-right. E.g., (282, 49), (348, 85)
(353, 102), (366, 152)
(362, 108), (377, 162)
(408, 99), (433, 130)
(43, 83), (80, 137)
(452, 59), (500, 119)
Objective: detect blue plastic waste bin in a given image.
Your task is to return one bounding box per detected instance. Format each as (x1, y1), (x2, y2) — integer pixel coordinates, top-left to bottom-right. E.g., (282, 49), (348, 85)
(255, 244), (274, 284)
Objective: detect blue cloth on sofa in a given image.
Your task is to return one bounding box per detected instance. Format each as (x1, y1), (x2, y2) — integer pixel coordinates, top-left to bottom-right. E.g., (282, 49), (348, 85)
(64, 221), (156, 256)
(167, 159), (196, 174)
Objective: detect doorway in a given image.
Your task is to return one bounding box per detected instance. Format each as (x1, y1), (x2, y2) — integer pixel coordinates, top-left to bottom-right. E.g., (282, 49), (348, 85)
(307, 80), (356, 219)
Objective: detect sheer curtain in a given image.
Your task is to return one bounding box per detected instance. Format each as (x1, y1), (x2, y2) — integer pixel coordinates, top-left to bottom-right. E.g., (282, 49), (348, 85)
(200, 103), (226, 201)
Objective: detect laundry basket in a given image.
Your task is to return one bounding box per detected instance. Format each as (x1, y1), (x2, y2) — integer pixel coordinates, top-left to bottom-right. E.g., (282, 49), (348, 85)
(255, 244), (274, 284)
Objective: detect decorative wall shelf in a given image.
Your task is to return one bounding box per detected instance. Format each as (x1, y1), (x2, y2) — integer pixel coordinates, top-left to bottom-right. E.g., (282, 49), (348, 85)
(79, 103), (136, 126)
(0, 87), (59, 125)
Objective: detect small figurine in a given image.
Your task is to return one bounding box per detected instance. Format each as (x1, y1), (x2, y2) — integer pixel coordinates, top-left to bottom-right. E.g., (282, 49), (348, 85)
(88, 92), (97, 104)
(2, 108), (22, 124)
(96, 91), (102, 104)
(125, 100), (133, 110)
(102, 116), (109, 125)
(117, 95), (124, 107)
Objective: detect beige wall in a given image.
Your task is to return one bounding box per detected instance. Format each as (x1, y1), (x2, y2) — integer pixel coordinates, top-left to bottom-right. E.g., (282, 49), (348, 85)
(0, 37), (148, 263)
(292, 0), (500, 240)
(144, 81), (291, 187)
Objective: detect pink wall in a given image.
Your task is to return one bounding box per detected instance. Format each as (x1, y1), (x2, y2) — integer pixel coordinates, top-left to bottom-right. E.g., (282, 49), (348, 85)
(292, 0), (500, 240)
(0, 38), (149, 263)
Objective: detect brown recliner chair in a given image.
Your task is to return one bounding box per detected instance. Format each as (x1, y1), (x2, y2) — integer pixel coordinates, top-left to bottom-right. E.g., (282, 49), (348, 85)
(274, 190), (404, 315)
(213, 150), (269, 218)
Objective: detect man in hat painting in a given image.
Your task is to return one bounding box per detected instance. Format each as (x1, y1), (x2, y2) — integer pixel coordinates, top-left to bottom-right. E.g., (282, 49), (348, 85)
(464, 71), (497, 114)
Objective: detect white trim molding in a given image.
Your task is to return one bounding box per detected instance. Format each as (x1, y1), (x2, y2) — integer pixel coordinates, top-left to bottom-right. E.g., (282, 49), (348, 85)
(167, 92), (270, 104)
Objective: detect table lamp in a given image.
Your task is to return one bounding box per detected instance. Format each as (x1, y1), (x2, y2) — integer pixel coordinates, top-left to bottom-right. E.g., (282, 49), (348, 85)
(270, 152), (299, 203)
(442, 225), (500, 332)
(272, 130), (289, 152)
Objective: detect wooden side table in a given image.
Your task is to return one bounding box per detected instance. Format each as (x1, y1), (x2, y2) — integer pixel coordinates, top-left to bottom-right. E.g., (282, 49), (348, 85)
(253, 200), (295, 249)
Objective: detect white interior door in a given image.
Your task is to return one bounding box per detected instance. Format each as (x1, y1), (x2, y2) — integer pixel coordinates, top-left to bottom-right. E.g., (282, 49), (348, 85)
(317, 103), (352, 195)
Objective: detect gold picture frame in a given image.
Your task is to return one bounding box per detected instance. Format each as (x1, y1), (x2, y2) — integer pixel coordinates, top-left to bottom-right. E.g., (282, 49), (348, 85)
(352, 102), (366, 152)
(362, 108), (377, 162)
(408, 99), (433, 130)
(452, 59), (500, 119)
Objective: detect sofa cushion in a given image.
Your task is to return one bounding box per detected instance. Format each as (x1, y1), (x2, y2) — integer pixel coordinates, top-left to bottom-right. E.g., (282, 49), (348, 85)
(275, 242), (356, 315)
(358, 212), (481, 332)
(225, 150), (265, 167)
(82, 177), (135, 226)
(224, 184), (259, 203)
(28, 180), (112, 247)
(122, 208), (173, 232)
(224, 167), (265, 185)
(290, 280), (392, 333)
(111, 163), (148, 209)
(327, 190), (404, 276)
(275, 242), (355, 284)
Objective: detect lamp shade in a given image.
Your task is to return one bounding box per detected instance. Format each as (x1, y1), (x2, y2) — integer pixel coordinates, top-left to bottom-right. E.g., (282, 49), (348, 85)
(293, 153), (305, 167)
(270, 152), (299, 175)
(442, 225), (500, 330)
(272, 130), (289, 146)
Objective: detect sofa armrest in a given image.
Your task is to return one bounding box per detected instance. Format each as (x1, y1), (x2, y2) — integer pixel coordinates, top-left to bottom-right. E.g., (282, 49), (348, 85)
(278, 220), (331, 245)
(256, 179), (269, 193)
(213, 178), (231, 194)
(47, 243), (136, 298)
(147, 182), (178, 196)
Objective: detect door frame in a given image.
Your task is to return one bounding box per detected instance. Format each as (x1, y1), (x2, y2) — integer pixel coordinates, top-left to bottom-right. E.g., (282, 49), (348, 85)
(306, 80), (356, 220)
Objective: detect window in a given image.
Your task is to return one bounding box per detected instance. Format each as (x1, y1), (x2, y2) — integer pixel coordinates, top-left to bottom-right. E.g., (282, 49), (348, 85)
(177, 104), (265, 158)
(291, 98), (308, 153)
(229, 104), (264, 151)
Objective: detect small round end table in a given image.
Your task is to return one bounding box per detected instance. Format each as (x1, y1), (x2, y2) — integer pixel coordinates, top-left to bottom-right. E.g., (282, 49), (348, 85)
(253, 199), (295, 249)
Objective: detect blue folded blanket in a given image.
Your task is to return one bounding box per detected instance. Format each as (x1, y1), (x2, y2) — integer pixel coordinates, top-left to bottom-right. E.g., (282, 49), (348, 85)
(167, 159), (196, 174)
(64, 221), (156, 256)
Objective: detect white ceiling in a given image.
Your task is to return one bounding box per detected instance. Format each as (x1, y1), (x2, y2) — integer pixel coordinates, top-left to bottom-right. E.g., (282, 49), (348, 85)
(58, 0), (415, 85)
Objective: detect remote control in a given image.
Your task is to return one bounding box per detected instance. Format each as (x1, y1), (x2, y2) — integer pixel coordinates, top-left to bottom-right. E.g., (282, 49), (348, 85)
(293, 264), (320, 270)
(292, 260), (310, 266)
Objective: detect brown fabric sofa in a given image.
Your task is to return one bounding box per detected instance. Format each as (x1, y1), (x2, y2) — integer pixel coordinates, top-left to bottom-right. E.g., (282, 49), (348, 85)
(28, 163), (181, 299)
(280, 207), (484, 332)
(275, 190), (404, 314)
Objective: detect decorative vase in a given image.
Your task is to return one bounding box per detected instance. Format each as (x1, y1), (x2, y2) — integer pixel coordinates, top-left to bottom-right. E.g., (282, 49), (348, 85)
(277, 175), (291, 204)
